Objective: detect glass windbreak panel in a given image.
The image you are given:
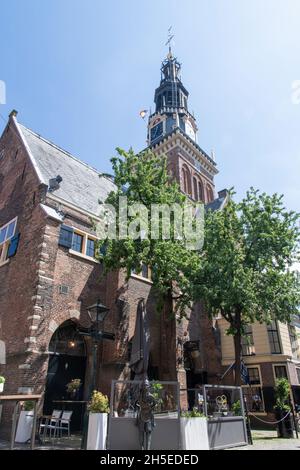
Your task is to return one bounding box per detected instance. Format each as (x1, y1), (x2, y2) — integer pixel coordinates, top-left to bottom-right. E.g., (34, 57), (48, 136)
(242, 386), (265, 412)
(6, 220), (16, 239)
(72, 233), (83, 253)
(111, 381), (179, 419)
(185, 387), (205, 414)
(86, 238), (95, 258)
(203, 386), (243, 418)
(0, 226), (7, 244)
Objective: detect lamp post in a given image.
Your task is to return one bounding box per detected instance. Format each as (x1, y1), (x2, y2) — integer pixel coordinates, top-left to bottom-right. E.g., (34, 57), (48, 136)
(79, 299), (114, 449)
(87, 299), (110, 396)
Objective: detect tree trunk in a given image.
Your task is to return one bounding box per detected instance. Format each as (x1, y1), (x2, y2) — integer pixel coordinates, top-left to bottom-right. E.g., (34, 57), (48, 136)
(160, 289), (177, 381)
(233, 310), (242, 386)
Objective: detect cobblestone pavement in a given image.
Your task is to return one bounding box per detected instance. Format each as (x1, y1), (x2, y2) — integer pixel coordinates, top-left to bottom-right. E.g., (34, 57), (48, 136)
(0, 429), (299, 450)
(0, 434), (82, 450)
(230, 430), (300, 450)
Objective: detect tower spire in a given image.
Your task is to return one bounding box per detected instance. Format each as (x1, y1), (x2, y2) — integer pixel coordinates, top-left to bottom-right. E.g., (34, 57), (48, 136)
(148, 45), (198, 144)
(165, 26), (174, 57)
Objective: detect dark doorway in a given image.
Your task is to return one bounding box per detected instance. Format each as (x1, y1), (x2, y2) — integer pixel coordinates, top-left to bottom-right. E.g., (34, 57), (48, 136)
(43, 321), (87, 431)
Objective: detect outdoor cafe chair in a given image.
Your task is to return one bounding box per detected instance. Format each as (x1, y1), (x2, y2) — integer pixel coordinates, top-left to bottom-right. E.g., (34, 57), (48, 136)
(39, 409), (62, 440)
(55, 410), (73, 438)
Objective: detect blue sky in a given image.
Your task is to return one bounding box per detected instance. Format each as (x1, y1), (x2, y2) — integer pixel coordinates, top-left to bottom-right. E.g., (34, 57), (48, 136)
(1, 0), (300, 212)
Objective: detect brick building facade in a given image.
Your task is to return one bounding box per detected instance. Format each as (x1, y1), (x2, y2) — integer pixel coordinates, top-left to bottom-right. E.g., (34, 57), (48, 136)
(0, 51), (225, 435)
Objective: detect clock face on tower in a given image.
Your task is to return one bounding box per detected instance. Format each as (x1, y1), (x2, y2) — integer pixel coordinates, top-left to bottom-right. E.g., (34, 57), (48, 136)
(150, 122), (163, 142)
(185, 119), (196, 141)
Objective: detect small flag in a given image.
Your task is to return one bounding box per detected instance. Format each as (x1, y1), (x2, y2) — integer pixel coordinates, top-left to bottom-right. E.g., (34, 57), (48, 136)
(220, 361), (235, 380)
(241, 360), (250, 385)
(139, 110), (148, 120)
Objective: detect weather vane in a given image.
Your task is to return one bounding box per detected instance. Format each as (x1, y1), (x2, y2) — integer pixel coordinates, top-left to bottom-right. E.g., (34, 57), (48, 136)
(165, 26), (174, 54)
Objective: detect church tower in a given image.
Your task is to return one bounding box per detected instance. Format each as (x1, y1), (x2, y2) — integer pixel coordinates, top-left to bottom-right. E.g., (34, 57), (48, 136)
(148, 49), (218, 204)
(147, 48), (223, 399)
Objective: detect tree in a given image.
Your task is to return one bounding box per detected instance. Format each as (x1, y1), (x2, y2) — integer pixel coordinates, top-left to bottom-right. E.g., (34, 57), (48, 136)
(96, 147), (201, 316)
(194, 188), (300, 385)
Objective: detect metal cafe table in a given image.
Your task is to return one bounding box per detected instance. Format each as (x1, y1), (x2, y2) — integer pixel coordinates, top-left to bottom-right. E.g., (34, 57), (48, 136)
(0, 394), (42, 449)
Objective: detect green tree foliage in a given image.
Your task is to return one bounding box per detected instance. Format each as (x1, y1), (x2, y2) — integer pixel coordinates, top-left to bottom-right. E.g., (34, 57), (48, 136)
(274, 378), (291, 412)
(97, 148), (201, 316)
(194, 188), (300, 384)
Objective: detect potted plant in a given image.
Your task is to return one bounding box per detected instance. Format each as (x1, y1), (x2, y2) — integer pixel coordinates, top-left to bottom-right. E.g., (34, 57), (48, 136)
(15, 401), (35, 443)
(86, 391), (109, 450)
(66, 378), (82, 399)
(151, 382), (164, 413)
(180, 408), (209, 450)
(232, 400), (242, 416)
(274, 378), (294, 438)
(0, 376), (5, 393)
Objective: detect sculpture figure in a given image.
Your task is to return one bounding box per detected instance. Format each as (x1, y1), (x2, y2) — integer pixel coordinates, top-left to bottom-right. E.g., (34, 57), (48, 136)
(135, 379), (156, 450)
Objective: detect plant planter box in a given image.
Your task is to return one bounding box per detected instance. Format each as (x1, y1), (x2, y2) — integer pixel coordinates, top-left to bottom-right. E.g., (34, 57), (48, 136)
(207, 416), (248, 449)
(87, 413), (108, 450)
(15, 410), (34, 443)
(275, 411), (294, 438)
(180, 417), (209, 450)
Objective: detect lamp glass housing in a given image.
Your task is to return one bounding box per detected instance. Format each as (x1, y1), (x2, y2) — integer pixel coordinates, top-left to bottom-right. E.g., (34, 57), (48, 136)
(87, 300), (109, 324)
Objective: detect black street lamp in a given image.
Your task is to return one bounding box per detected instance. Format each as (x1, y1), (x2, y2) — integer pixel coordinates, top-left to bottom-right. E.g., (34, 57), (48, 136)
(87, 299), (110, 324)
(87, 299), (110, 395)
(78, 299), (114, 449)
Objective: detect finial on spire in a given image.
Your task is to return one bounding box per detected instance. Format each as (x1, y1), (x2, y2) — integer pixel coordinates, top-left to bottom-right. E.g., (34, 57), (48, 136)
(165, 26), (174, 58)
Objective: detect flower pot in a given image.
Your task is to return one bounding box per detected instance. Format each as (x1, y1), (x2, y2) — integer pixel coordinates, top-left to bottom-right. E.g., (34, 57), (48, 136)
(15, 410), (34, 443)
(180, 417), (209, 450)
(68, 389), (79, 400)
(0, 383), (4, 393)
(275, 410), (294, 438)
(87, 413), (108, 450)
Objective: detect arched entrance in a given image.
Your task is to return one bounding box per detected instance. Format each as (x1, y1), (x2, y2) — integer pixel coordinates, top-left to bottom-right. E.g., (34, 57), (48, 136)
(43, 320), (87, 431)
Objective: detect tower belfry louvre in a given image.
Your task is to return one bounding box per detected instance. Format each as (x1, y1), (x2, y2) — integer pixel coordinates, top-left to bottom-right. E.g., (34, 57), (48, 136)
(149, 50), (198, 144)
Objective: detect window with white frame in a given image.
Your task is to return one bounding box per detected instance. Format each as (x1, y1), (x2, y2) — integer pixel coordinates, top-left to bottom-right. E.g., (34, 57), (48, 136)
(241, 324), (255, 356)
(131, 263), (152, 280)
(58, 225), (98, 260)
(274, 365), (288, 380)
(0, 217), (17, 265)
(296, 368), (300, 384)
(71, 230), (97, 259)
(267, 321), (282, 354)
(288, 324), (300, 359)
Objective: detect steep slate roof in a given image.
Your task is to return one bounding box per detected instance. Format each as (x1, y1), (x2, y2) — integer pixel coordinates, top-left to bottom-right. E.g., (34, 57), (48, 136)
(18, 124), (116, 216)
(16, 120), (224, 217)
(205, 195), (227, 212)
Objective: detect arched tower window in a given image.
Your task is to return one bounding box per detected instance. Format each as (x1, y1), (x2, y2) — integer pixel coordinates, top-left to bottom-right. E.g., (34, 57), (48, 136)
(193, 177), (198, 201)
(193, 176), (204, 202)
(206, 185), (214, 203)
(198, 179), (204, 202)
(182, 165), (191, 196)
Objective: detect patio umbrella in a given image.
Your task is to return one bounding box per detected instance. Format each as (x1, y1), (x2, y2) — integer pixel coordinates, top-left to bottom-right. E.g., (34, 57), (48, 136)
(129, 298), (150, 381)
